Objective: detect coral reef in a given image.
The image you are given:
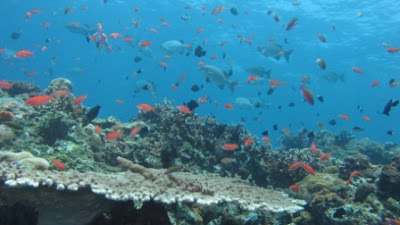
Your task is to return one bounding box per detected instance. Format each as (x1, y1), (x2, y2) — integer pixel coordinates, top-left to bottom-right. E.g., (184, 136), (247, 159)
(378, 154), (400, 200)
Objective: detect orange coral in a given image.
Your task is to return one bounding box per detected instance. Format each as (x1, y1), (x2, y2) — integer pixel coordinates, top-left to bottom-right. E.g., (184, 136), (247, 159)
(0, 110), (14, 122)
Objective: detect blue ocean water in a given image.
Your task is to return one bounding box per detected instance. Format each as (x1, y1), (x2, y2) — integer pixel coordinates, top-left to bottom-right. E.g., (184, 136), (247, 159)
(1, 0), (399, 146)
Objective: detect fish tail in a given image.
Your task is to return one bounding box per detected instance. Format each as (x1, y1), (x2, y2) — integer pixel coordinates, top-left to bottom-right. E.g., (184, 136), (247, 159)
(284, 49), (293, 62)
(228, 81), (239, 92)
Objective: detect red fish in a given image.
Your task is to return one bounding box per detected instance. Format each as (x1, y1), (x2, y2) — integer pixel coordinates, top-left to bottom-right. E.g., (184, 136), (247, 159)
(94, 125), (101, 134)
(179, 73), (186, 83)
(15, 50), (33, 58)
(197, 28), (204, 34)
(290, 185), (300, 192)
(225, 103), (233, 109)
(289, 162), (303, 170)
(269, 79), (280, 87)
(220, 40), (227, 46)
(129, 126), (141, 136)
(363, 116), (371, 121)
(262, 136), (271, 143)
(105, 132), (121, 140)
(338, 114), (350, 120)
(247, 75), (259, 83)
(52, 159), (66, 171)
(198, 95), (209, 104)
(53, 90), (69, 97)
(26, 95), (53, 106)
(370, 80), (379, 87)
(346, 170), (361, 186)
(244, 138), (254, 147)
(137, 103), (155, 111)
(199, 61), (205, 67)
(352, 66), (364, 74)
(74, 95), (87, 105)
(311, 142), (318, 155)
(109, 33), (121, 39)
(0, 81), (12, 89)
(139, 41), (152, 47)
(286, 17), (298, 31)
(300, 85), (314, 105)
(320, 153), (332, 160)
(222, 144), (239, 151)
(210, 54), (217, 59)
(389, 218), (400, 225)
(387, 47), (400, 53)
(177, 105), (192, 114)
(301, 163), (315, 175)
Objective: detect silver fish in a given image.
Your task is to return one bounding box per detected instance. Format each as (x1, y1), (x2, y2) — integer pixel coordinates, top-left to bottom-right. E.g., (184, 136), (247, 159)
(160, 40), (185, 54)
(257, 43), (293, 62)
(246, 66), (271, 78)
(199, 65), (238, 92)
(322, 72), (345, 83)
(65, 22), (96, 36)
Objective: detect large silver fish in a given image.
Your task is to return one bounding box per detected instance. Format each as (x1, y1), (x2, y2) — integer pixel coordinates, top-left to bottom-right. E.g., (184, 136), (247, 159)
(246, 66), (271, 78)
(65, 22), (96, 36)
(199, 65), (238, 92)
(160, 40), (185, 54)
(322, 72), (345, 83)
(257, 43), (293, 62)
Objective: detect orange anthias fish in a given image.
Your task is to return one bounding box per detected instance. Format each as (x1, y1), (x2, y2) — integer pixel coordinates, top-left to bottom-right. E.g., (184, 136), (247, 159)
(53, 90), (69, 97)
(26, 95), (53, 106)
(244, 138), (254, 147)
(289, 185), (300, 192)
(300, 85), (314, 105)
(320, 153), (332, 160)
(389, 218), (400, 225)
(198, 95), (209, 104)
(74, 95), (87, 105)
(129, 126), (141, 136)
(225, 103), (233, 109)
(0, 81), (12, 89)
(15, 50), (33, 58)
(52, 159), (66, 171)
(311, 142), (318, 155)
(363, 116), (371, 121)
(139, 41), (152, 47)
(352, 66), (364, 74)
(222, 144), (239, 151)
(94, 125), (101, 134)
(247, 75), (259, 83)
(289, 162), (315, 175)
(105, 132), (121, 140)
(109, 33), (121, 39)
(387, 47), (400, 53)
(262, 136), (271, 143)
(212, 6), (225, 15)
(370, 80), (379, 87)
(137, 103), (155, 111)
(196, 28), (204, 34)
(338, 114), (350, 120)
(177, 105), (192, 114)
(346, 170), (361, 186)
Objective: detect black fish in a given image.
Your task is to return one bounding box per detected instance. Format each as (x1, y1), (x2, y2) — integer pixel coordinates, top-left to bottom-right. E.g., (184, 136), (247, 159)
(134, 56), (142, 62)
(230, 7), (239, 15)
(186, 100), (198, 111)
(353, 127), (364, 132)
(191, 84), (202, 92)
(357, 105), (363, 113)
(136, 69), (143, 74)
(329, 119), (336, 126)
(45, 38), (51, 43)
(185, 52), (191, 56)
(307, 132), (315, 142)
(387, 130), (394, 135)
(392, 100), (399, 107)
(288, 102), (295, 107)
(262, 130), (269, 136)
(11, 32), (21, 40)
(241, 117), (247, 122)
(317, 95), (324, 102)
(267, 87), (275, 95)
(273, 124), (278, 131)
(383, 99), (393, 116)
(86, 105), (100, 122)
(194, 45), (206, 57)
(222, 52), (226, 59)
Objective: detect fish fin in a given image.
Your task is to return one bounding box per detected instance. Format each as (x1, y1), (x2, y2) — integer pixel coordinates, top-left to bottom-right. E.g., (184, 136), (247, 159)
(284, 49), (293, 62)
(228, 81), (239, 92)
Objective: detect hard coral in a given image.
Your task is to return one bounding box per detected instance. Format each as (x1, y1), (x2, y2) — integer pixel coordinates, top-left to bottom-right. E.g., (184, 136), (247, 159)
(378, 154), (400, 200)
